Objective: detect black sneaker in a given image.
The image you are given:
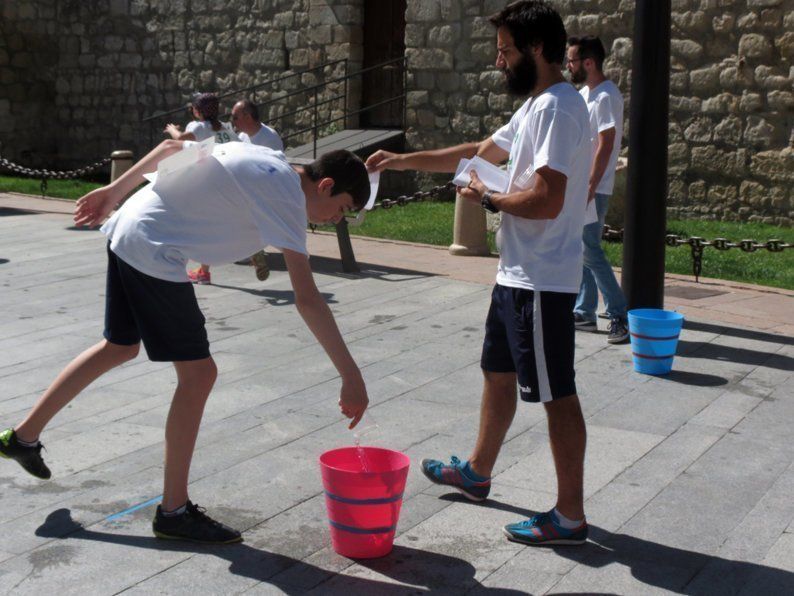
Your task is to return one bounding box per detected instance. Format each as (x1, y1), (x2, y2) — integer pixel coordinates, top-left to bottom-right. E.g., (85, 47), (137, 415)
(153, 500), (243, 544)
(0, 428), (51, 479)
(607, 318), (630, 344)
(573, 313), (597, 332)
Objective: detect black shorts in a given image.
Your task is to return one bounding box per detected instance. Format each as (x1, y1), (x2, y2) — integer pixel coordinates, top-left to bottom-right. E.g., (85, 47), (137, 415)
(103, 244), (210, 362)
(481, 284), (576, 403)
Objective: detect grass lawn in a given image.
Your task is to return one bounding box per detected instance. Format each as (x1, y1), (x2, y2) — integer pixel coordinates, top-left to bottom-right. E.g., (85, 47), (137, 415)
(0, 176), (103, 200)
(340, 201), (794, 290)
(4, 174), (791, 290)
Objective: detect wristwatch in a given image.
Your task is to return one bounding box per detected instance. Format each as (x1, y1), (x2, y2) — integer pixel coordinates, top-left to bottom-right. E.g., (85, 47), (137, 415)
(481, 190), (499, 213)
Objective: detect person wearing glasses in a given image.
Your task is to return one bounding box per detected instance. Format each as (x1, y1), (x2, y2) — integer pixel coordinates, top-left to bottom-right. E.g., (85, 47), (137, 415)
(230, 99), (286, 281)
(566, 36), (629, 344)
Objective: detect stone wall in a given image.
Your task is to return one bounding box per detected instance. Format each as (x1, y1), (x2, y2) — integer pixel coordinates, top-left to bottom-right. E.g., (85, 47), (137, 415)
(0, 0), (363, 170)
(1, 0), (791, 224)
(404, 0), (793, 225)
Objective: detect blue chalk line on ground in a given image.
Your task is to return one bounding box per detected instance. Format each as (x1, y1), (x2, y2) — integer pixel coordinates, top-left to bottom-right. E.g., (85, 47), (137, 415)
(105, 496), (162, 521)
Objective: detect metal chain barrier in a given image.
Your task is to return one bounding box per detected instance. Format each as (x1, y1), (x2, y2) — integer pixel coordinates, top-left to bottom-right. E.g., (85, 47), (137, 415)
(601, 225), (792, 282)
(0, 154), (111, 195)
(369, 181), (456, 211)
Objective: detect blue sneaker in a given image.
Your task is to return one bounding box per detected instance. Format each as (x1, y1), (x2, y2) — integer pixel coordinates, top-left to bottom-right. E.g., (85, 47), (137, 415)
(503, 510), (588, 546)
(420, 456), (491, 501)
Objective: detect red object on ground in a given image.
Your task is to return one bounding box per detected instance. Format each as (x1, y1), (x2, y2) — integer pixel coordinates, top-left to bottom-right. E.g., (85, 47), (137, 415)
(319, 446), (410, 558)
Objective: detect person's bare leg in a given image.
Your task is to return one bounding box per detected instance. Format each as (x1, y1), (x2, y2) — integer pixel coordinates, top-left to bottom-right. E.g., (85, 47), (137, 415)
(544, 394), (586, 520)
(15, 340), (140, 442)
(161, 357), (217, 511)
(467, 370), (517, 478)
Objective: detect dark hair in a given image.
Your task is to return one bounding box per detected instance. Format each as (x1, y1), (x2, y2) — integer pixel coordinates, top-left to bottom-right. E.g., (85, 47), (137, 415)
(193, 92), (222, 131)
(237, 99), (260, 121)
(304, 150), (370, 210)
(489, 0), (566, 64)
(568, 35), (606, 70)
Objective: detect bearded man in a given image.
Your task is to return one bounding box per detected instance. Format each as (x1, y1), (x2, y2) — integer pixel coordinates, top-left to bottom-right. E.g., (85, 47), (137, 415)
(366, 0), (592, 545)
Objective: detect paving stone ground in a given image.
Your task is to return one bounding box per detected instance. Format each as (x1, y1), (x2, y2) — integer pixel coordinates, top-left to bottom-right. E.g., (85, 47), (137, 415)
(0, 208), (792, 595)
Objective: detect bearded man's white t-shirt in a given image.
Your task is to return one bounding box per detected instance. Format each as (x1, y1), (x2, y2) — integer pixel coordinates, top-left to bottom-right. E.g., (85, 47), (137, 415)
(101, 142), (307, 282)
(491, 82), (592, 294)
(580, 79), (623, 195)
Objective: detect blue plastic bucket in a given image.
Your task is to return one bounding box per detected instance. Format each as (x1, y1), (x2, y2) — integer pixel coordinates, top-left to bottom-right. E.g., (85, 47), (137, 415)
(627, 309), (685, 375)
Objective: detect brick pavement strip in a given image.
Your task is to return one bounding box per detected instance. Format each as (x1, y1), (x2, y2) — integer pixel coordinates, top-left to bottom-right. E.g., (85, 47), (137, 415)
(0, 210), (792, 594)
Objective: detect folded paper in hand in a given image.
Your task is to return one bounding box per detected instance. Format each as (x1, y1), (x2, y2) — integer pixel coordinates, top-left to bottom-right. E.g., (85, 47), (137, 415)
(365, 170), (379, 211)
(452, 155), (509, 193)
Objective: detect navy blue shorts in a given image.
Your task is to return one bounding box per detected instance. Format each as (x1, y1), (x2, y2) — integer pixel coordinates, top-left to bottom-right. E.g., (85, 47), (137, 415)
(481, 284), (577, 403)
(103, 244), (210, 362)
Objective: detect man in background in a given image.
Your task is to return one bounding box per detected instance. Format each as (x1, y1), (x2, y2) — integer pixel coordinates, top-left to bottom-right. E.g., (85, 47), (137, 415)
(231, 99), (286, 281)
(567, 36), (629, 344)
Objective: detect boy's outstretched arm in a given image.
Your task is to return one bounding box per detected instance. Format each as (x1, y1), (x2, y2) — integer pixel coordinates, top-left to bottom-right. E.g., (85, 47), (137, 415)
(74, 139), (185, 227)
(282, 249), (368, 428)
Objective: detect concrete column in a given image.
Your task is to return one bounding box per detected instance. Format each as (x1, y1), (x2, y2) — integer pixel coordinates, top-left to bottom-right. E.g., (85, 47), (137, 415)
(449, 192), (489, 256)
(110, 150), (134, 183)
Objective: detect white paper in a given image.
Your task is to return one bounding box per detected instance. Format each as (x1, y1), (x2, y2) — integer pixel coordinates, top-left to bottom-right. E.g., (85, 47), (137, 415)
(156, 136), (215, 180)
(365, 170), (380, 210)
(452, 155), (509, 193)
(584, 198), (598, 225)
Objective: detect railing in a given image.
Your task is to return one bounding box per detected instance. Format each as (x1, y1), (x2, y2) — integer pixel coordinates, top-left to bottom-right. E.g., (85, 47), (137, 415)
(141, 59), (349, 147)
(273, 55), (407, 157)
(141, 56), (407, 157)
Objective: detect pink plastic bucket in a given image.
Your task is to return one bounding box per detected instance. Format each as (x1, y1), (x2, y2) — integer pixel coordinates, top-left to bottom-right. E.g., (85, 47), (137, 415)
(319, 446), (410, 558)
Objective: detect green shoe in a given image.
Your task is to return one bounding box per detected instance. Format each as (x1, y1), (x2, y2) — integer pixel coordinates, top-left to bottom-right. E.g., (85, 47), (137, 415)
(0, 428), (51, 479)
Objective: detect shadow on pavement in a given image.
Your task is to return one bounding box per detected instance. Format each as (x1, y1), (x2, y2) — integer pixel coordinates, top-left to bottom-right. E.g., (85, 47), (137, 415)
(210, 284), (338, 306)
(36, 509), (525, 594)
(656, 369), (729, 387)
(684, 320), (794, 347)
(238, 251), (436, 282)
(439, 494), (794, 595)
(0, 207), (39, 217)
(678, 340), (793, 372)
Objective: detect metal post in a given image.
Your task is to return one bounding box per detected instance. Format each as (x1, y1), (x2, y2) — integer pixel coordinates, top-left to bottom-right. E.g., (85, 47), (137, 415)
(622, 0), (671, 310)
(313, 87), (319, 158)
(335, 218), (360, 272)
(110, 150), (134, 183)
(343, 58), (348, 130)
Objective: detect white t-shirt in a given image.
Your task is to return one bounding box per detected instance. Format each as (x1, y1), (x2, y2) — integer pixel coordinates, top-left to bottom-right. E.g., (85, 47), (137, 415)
(491, 82), (592, 293)
(101, 142), (307, 282)
(185, 120), (239, 144)
(580, 79), (623, 195)
(239, 123), (284, 152)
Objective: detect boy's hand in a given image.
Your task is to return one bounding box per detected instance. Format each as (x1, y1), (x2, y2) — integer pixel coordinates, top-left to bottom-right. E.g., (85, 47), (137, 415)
(74, 186), (121, 227)
(339, 374), (369, 429)
(365, 150), (403, 173)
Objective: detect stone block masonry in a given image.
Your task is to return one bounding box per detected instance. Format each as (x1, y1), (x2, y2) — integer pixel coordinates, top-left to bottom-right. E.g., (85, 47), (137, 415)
(0, 0), (791, 224)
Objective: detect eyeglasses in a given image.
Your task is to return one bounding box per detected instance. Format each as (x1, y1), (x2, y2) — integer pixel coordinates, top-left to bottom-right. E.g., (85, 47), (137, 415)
(566, 58), (582, 65)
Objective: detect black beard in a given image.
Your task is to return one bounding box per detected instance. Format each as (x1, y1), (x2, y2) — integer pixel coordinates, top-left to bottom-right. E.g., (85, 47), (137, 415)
(570, 67), (586, 85)
(503, 53), (537, 96)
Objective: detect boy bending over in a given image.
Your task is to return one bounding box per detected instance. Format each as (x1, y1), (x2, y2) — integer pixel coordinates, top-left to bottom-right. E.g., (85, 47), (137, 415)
(0, 140), (370, 544)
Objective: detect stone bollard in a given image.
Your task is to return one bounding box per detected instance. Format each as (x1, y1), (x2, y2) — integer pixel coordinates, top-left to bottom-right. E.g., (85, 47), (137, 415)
(110, 150), (134, 183)
(449, 192), (490, 256)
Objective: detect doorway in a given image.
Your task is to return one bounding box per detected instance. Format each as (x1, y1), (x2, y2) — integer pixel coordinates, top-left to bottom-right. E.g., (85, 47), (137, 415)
(361, 0), (406, 128)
